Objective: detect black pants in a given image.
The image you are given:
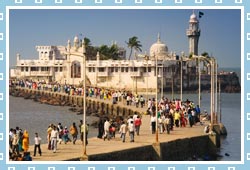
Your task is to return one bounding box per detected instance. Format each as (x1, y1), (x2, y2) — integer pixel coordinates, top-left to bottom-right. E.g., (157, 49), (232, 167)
(151, 122), (156, 134)
(12, 144), (19, 155)
(34, 144), (42, 156)
(175, 119), (179, 127)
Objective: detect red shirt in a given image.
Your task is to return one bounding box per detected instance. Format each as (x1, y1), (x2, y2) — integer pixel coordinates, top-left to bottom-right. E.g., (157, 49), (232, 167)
(135, 118), (142, 126)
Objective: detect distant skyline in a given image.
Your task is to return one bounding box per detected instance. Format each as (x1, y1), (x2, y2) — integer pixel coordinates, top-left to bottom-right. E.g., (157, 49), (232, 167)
(9, 9), (241, 68)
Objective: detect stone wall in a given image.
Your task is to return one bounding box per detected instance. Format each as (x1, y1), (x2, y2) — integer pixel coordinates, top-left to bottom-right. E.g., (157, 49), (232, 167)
(10, 87), (141, 118)
(10, 87), (219, 161)
(78, 135), (217, 161)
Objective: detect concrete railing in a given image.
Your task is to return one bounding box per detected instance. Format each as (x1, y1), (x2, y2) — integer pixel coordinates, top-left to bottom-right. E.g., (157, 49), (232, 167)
(10, 87), (142, 118)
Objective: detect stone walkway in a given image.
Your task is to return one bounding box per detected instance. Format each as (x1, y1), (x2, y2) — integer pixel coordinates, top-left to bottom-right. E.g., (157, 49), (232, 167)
(29, 103), (208, 161)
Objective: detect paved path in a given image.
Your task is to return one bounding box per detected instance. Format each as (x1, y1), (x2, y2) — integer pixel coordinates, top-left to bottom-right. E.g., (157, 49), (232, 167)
(14, 92), (208, 161)
(30, 113), (208, 161)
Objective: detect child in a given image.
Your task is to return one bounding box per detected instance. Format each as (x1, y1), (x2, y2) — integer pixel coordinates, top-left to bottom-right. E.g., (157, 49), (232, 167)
(62, 127), (71, 144)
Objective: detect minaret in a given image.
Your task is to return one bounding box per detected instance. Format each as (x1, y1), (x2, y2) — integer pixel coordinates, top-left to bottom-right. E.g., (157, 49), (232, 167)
(157, 33), (161, 43)
(16, 53), (20, 61)
(186, 11), (200, 56)
(96, 51), (100, 62)
(74, 35), (79, 50)
(67, 39), (71, 51)
(16, 53), (20, 65)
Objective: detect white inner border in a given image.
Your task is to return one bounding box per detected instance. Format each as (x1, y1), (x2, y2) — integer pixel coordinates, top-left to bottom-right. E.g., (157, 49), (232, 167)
(5, 5), (244, 165)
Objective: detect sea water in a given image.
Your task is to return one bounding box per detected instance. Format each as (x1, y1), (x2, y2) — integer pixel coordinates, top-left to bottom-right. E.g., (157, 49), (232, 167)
(9, 92), (241, 161)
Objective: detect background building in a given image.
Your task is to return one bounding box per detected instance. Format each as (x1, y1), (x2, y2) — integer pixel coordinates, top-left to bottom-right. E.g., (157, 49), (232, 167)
(10, 12), (205, 93)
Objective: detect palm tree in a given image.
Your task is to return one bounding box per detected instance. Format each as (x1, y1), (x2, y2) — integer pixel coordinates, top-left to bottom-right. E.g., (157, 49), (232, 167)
(98, 45), (110, 60)
(98, 44), (120, 60)
(83, 37), (91, 47)
(108, 44), (120, 60)
(126, 36), (142, 60)
(83, 37), (98, 60)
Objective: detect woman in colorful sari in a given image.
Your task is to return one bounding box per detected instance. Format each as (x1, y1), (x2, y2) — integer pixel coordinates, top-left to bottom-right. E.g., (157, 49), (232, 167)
(18, 130), (23, 152)
(22, 130), (29, 152)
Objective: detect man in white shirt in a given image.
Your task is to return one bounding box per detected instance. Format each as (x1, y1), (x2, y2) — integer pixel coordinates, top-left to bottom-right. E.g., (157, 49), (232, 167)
(103, 119), (111, 141)
(50, 126), (59, 153)
(11, 129), (19, 155)
(127, 116), (133, 126)
(33, 132), (42, 156)
(119, 121), (127, 142)
(128, 121), (135, 142)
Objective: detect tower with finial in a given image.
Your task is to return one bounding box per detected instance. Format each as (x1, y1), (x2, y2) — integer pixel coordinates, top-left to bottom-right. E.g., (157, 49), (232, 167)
(73, 35), (79, 50)
(186, 10), (200, 56)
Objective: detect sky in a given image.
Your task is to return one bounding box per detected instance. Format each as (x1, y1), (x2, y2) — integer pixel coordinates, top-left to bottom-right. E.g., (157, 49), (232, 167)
(9, 9), (241, 68)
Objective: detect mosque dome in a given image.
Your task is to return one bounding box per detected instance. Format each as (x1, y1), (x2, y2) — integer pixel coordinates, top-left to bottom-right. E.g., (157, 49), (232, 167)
(189, 12), (198, 22)
(149, 34), (168, 60)
(74, 36), (79, 43)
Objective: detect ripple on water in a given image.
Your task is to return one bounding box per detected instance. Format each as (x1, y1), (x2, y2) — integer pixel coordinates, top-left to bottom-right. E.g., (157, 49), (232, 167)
(9, 96), (97, 145)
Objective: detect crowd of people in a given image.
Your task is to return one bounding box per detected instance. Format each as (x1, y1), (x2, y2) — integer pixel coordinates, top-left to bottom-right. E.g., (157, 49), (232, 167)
(10, 79), (146, 108)
(98, 112), (142, 143)
(46, 121), (89, 153)
(146, 97), (207, 135)
(9, 79), (211, 161)
(9, 127), (34, 161)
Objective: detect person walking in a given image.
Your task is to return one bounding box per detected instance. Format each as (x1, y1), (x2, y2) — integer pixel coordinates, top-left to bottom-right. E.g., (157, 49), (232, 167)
(11, 129), (19, 155)
(128, 120), (135, 142)
(103, 119), (111, 141)
(79, 120), (83, 142)
(81, 123), (89, 145)
(97, 117), (104, 139)
(70, 122), (78, 144)
(47, 124), (53, 150)
(119, 121), (127, 142)
(57, 123), (63, 144)
(33, 133), (42, 156)
(62, 126), (71, 144)
(140, 95), (145, 108)
(22, 130), (29, 152)
(151, 113), (157, 134)
(164, 115), (171, 134)
(174, 109), (181, 128)
(50, 126), (59, 153)
(188, 108), (194, 127)
(134, 115), (142, 136)
(195, 105), (201, 122)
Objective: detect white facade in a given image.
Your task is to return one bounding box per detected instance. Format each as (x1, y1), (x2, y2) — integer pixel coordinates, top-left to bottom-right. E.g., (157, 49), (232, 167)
(10, 12), (200, 92)
(10, 36), (197, 92)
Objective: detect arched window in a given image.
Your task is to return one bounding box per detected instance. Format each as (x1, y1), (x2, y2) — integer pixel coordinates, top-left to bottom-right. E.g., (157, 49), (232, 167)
(71, 61), (81, 78)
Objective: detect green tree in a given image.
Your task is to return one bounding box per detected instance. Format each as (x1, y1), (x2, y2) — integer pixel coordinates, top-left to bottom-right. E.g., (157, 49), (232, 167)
(83, 37), (98, 60)
(108, 44), (120, 60)
(98, 44), (120, 60)
(201, 52), (209, 58)
(81, 37), (120, 60)
(83, 37), (91, 47)
(98, 45), (110, 60)
(126, 36), (142, 60)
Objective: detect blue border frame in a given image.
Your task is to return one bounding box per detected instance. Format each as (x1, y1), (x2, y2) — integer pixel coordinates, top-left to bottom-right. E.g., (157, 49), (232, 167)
(0, 0), (249, 170)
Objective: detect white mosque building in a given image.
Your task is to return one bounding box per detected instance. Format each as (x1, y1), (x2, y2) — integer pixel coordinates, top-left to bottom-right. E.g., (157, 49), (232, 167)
(10, 11), (202, 92)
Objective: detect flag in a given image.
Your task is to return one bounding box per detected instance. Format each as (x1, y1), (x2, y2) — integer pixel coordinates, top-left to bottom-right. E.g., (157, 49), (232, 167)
(199, 11), (204, 18)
